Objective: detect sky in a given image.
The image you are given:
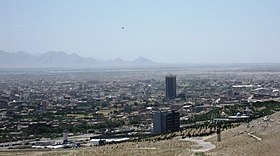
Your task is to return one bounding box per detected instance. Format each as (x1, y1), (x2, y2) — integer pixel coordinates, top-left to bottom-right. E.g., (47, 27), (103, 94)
(1, 0), (280, 63)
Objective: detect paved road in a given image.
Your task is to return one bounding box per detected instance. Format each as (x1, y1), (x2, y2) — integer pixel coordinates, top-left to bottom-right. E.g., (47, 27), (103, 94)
(182, 136), (216, 152)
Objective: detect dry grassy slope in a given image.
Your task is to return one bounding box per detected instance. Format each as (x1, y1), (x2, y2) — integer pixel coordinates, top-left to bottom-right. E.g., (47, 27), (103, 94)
(207, 112), (280, 156)
(0, 139), (193, 156)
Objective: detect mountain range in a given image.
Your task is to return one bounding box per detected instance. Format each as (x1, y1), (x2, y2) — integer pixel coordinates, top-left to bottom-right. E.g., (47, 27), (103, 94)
(0, 51), (156, 68)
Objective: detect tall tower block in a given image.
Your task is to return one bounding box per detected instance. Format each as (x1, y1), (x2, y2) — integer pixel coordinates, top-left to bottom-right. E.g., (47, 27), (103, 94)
(165, 75), (176, 100)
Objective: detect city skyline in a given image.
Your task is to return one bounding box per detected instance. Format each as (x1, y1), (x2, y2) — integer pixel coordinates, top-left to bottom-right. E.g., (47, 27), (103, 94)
(1, 0), (280, 64)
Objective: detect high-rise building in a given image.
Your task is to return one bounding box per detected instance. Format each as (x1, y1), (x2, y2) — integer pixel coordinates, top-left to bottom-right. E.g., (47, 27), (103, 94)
(153, 110), (180, 134)
(165, 75), (176, 99)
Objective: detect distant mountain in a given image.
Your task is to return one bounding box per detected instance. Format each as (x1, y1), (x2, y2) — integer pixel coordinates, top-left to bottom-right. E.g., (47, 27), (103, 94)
(113, 58), (125, 63)
(0, 51), (36, 67)
(0, 51), (96, 68)
(38, 51), (96, 67)
(0, 51), (156, 68)
(132, 57), (155, 64)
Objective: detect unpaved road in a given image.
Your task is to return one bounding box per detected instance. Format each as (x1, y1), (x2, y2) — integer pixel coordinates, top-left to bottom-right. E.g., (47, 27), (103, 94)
(182, 135), (216, 152)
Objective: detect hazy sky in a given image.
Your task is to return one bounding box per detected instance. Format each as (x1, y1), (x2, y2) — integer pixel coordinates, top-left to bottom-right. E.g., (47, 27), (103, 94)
(1, 0), (280, 63)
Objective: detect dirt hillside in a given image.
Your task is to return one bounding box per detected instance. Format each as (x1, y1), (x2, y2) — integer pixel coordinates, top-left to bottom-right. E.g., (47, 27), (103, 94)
(207, 112), (280, 156)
